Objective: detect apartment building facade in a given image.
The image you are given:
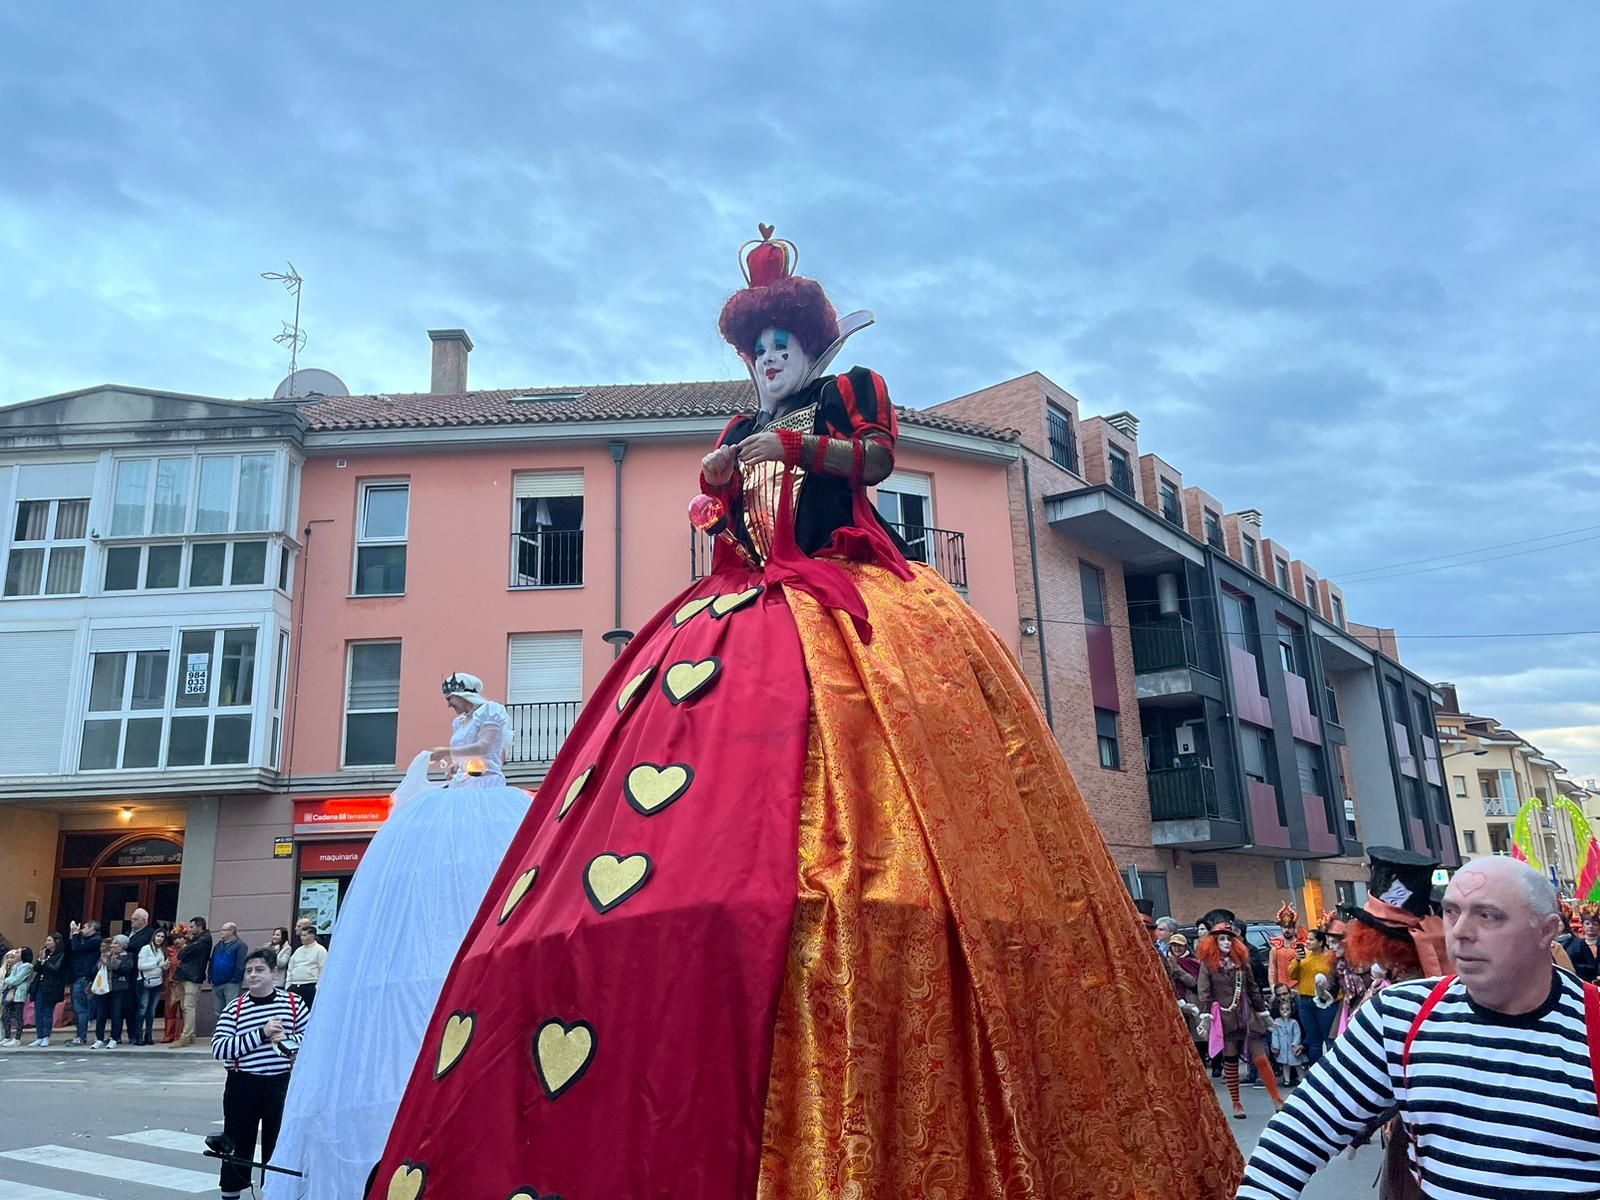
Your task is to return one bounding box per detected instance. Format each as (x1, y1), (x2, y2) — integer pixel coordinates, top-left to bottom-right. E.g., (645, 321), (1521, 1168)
(0, 332), (1022, 950)
(1435, 683), (1593, 892)
(0, 387), (305, 946)
(931, 373), (1460, 924)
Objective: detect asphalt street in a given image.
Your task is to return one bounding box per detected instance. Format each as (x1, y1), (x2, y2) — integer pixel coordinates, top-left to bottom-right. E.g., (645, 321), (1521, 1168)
(0, 1044), (1379, 1198)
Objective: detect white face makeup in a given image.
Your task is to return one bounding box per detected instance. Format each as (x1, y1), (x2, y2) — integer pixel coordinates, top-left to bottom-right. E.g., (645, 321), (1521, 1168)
(752, 326), (812, 410)
(1216, 934), (1234, 955)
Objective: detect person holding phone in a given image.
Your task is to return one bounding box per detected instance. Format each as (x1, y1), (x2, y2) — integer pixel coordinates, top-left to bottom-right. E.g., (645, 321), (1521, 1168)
(212, 949), (307, 1200)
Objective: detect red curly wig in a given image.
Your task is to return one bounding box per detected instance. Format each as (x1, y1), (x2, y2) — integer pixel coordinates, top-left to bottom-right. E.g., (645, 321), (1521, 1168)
(1343, 919), (1422, 979)
(718, 274), (840, 364)
(1196, 934), (1251, 971)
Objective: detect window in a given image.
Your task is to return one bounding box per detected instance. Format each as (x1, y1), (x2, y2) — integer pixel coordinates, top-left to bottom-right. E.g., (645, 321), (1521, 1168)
(355, 483), (409, 596)
(1241, 726), (1286, 822)
(1046, 405), (1078, 472)
(344, 642), (402, 766)
(1304, 575), (1319, 616)
(83, 629), (257, 770)
(1221, 589), (1254, 655)
(512, 472), (585, 587)
(1190, 862), (1220, 889)
(1323, 675), (1342, 724)
(1295, 741), (1326, 796)
(1335, 880), (1357, 908)
(874, 472), (933, 568)
(1095, 708), (1121, 769)
(1462, 830), (1478, 854)
(112, 453), (276, 535)
(507, 632), (583, 762)
(1107, 448), (1135, 498)
(169, 628), (257, 765)
(1159, 479), (1182, 527)
(1277, 619), (1306, 678)
(1242, 534), (1258, 573)
(4, 498), (89, 597)
(1079, 562), (1106, 624)
(269, 632), (289, 770)
(1203, 508), (1224, 550)
(102, 539), (269, 594)
(80, 650), (171, 770)
(1273, 558), (1289, 590)
(1331, 595), (1345, 629)
(1452, 774), (1467, 797)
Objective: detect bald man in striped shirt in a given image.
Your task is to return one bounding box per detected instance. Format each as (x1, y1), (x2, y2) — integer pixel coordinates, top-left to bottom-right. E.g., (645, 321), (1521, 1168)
(1239, 856), (1600, 1199)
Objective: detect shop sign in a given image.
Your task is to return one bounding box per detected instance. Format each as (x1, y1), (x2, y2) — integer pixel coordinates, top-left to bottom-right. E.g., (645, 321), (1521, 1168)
(292, 796), (392, 835)
(273, 837), (294, 859)
(111, 838), (183, 868)
(299, 841), (369, 873)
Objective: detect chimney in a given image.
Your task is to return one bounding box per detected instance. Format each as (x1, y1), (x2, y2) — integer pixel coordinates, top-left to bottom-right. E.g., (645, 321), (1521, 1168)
(1235, 508), (1264, 530)
(1105, 410), (1139, 439)
(428, 328), (474, 394)
(1435, 682), (1461, 714)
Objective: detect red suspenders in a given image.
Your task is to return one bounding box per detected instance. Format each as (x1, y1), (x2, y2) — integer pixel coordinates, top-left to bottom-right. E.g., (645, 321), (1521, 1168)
(1400, 973), (1600, 1188)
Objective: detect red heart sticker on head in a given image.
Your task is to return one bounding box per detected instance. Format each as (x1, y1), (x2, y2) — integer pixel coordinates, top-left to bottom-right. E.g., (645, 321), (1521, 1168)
(758, 222), (775, 240)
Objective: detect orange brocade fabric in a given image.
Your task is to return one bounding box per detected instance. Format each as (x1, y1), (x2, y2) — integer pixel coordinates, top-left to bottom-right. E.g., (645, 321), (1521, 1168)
(758, 564), (1243, 1199)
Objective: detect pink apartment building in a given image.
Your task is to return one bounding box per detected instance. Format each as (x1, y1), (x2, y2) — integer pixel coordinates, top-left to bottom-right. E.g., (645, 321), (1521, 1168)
(220, 332), (1022, 933)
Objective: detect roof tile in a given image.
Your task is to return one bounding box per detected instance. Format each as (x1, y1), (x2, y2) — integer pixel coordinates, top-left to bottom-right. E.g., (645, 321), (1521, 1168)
(287, 380), (1012, 442)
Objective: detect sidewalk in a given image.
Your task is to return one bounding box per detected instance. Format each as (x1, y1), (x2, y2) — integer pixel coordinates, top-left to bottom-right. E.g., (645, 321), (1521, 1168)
(0, 1040), (213, 1056)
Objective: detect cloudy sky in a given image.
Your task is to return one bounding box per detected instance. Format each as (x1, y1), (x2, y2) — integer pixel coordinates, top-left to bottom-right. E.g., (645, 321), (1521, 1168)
(3, 4), (1597, 777)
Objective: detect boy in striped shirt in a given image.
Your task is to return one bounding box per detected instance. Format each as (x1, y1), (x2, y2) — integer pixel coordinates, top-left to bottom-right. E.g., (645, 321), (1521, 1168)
(211, 947), (308, 1200)
(1239, 856), (1600, 1198)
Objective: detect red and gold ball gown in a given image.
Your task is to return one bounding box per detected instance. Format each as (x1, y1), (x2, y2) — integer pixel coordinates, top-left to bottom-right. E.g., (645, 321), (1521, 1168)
(371, 367), (1242, 1200)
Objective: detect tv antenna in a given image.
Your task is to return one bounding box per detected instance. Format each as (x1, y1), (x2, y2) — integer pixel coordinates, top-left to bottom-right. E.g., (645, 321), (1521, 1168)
(261, 262), (307, 395)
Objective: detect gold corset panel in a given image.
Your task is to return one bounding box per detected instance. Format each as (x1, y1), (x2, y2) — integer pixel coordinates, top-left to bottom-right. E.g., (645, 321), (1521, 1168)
(739, 402), (818, 563)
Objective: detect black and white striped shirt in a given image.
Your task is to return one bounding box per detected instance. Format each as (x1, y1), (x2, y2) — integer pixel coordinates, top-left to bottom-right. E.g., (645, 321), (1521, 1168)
(1240, 970), (1600, 1199)
(210, 988), (308, 1076)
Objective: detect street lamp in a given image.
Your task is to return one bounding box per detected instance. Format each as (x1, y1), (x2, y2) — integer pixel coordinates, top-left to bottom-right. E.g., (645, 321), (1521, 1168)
(1441, 748), (1488, 760)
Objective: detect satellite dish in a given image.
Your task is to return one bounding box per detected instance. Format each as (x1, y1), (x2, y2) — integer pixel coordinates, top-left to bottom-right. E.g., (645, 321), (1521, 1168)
(273, 368), (349, 399)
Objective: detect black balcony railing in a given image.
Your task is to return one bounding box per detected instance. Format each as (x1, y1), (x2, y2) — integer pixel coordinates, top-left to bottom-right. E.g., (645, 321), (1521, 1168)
(691, 521), (969, 591)
(505, 700), (580, 764)
(1149, 765), (1234, 821)
(1047, 411), (1079, 474)
(1109, 458), (1136, 499)
(1161, 497), (1183, 527)
(510, 529), (583, 588)
(1131, 615), (1200, 673)
(886, 523), (969, 590)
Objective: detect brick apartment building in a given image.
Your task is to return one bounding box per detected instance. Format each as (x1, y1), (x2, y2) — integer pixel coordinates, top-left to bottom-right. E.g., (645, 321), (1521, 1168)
(933, 373), (1460, 924)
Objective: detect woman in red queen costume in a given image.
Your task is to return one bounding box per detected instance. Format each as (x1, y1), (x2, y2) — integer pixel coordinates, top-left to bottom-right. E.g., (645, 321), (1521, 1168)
(369, 228), (1242, 1199)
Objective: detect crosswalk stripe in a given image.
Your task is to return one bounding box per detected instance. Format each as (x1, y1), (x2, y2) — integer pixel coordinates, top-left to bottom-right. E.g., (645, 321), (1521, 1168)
(109, 1130), (209, 1155)
(0, 1181), (102, 1200)
(0, 1146), (214, 1193)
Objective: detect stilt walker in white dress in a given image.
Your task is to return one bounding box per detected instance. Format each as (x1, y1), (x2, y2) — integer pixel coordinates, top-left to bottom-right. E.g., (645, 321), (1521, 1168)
(264, 673), (533, 1199)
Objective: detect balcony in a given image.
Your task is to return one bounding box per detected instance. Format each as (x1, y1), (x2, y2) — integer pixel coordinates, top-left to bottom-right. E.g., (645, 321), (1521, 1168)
(1149, 764), (1246, 848)
(1149, 764), (1222, 820)
(1132, 616), (1199, 673)
(505, 701), (579, 764)
(1160, 497), (1183, 528)
(887, 523), (968, 591)
(1205, 526), (1226, 551)
(1482, 797), (1517, 818)
(1047, 412), (1079, 474)
(509, 529), (583, 588)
